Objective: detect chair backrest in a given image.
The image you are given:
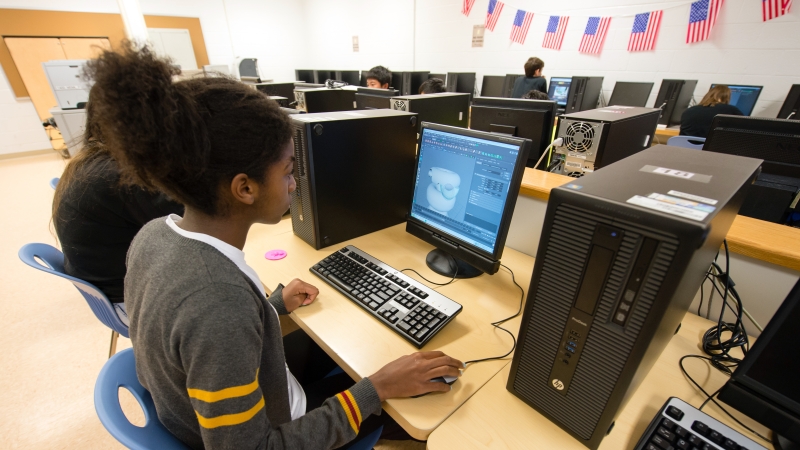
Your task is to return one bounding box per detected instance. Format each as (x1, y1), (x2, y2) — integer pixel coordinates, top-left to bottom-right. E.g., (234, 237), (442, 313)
(50, 177), (59, 190)
(95, 348), (190, 450)
(18, 243), (129, 337)
(667, 135), (706, 150)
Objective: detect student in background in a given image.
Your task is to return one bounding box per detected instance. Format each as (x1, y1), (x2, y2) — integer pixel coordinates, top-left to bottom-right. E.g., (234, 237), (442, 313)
(84, 44), (462, 450)
(52, 88), (184, 308)
(511, 57), (547, 99)
(522, 90), (550, 100)
(419, 78), (446, 94)
(365, 65), (392, 89)
(679, 85), (743, 138)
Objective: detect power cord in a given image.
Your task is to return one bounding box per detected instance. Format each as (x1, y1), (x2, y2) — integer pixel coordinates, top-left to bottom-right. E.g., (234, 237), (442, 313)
(532, 137), (563, 171)
(463, 264), (524, 366)
(400, 266), (458, 286)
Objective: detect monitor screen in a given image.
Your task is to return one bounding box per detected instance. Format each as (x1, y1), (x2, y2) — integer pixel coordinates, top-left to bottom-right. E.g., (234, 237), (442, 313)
(409, 127), (523, 255)
(549, 77), (572, 107)
(711, 84), (763, 116)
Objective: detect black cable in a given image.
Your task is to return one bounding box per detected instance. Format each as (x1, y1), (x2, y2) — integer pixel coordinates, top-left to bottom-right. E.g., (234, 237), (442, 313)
(464, 264), (525, 366)
(400, 267), (458, 286)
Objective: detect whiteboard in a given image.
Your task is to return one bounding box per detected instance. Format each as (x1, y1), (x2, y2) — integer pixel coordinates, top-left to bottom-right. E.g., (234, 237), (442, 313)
(148, 28), (197, 70)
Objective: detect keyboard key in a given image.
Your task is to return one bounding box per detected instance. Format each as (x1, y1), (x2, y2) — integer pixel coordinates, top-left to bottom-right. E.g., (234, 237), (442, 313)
(428, 318), (441, 328)
(674, 426), (689, 438)
(676, 438), (690, 450)
(368, 301), (380, 310)
(646, 444), (661, 450)
(708, 430), (724, 444)
(723, 439), (738, 450)
(326, 274), (353, 292)
(657, 427), (676, 442)
(417, 327), (430, 339)
(692, 422), (709, 436)
(651, 435), (672, 450)
(666, 406), (685, 421)
(398, 322), (411, 331)
(687, 434), (703, 446)
(662, 418), (677, 430)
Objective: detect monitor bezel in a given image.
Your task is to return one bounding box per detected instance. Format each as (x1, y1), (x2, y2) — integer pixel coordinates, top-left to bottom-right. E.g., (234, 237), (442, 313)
(407, 122), (532, 262)
(710, 84), (764, 116)
(548, 77), (573, 106)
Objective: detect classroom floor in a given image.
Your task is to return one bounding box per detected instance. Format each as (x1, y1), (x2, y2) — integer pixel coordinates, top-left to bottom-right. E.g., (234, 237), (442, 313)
(0, 151), (423, 450)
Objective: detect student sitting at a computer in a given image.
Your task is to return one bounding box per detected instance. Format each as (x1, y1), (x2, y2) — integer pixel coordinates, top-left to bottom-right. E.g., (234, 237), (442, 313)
(419, 77), (446, 94)
(680, 85), (743, 138)
(84, 44), (462, 450)
(365, 65), (392, 89)
(511, 57), (547, 99)
(522, 90), (550, 100)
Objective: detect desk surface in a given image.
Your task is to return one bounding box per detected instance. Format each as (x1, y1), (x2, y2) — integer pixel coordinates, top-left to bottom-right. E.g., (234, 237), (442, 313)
(517, 168), (800, 272)
(427, 312), (773, 450)
(244, 219), (536, 440)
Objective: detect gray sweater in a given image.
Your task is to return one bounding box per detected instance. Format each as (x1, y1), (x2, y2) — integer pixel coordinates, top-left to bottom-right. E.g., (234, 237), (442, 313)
(125, 219), (382, 449)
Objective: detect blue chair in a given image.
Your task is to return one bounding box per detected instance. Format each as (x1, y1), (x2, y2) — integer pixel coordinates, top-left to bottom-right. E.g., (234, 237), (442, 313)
(667, 135), (706, 150)
(95, 348), (189, 450)
(18, 243), (129, 357)
(50, 177), (59, 190)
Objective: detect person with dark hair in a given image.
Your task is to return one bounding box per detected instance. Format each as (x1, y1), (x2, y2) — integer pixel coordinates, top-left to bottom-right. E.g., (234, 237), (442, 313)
(365, 65), (391, 89)
(52, 86), (184, 309)
(511, 57), (547, 98)
(522, 89), (550, 100)
(680, 85), (743, 138)
(83, 43), (462, 450)
(419, 78), (446, 94)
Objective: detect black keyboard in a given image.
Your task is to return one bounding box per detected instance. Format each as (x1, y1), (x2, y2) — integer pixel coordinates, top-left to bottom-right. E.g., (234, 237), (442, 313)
(310, 245), (463, 348)
(634, 397), (766, 450)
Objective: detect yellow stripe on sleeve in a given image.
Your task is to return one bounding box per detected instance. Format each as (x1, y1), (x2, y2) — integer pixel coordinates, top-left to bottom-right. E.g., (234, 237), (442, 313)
(335, 393), (360, 434)
(195, 396), (265, 429)
(342, 390), (362, 424)
(187, 370), (259, 403)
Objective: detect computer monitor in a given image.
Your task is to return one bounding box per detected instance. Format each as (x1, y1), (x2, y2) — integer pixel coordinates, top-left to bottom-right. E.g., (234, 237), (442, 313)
(359, 70), (370, 87)
(502, 74), (524, 98)
(446, 72), (477, 95)
(295, 88), (356, 113)
(548, 77), (572, 108)
(296, 69), (316, 83)
(718, 277), (800, 446)
(355, 87), (399, 110)
(469, 97), (557, 169)
(778, 84), (800, 120)
(430, 73), (446, 80)
(565, 76), (604, 114)
(481, 76), (506, 97)
(710, 84), (763, 116)
(406, 123), (531, 278)
(608, 81), (654, 107)
(653, 79), (698, 126)
(704, 115), (800, 223)
(392, 71), (431, 96)
(337, 71), (360, 86)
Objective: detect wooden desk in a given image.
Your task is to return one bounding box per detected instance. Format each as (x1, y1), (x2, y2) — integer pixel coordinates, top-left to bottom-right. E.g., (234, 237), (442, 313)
(654, 127), (681, 144)
(427, 312), (773, 450)
(244, 221), (535, 440)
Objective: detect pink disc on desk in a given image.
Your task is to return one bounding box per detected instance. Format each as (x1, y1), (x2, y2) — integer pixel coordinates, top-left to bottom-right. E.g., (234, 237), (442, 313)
(265, 249), (287, 260)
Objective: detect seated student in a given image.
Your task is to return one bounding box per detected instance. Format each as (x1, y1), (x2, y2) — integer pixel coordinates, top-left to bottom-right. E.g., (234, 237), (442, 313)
(419, 77), (446, 94)
(680, 85), (743, 138)
(84, 44), (462, 450)
(522, 89), (550, 100)
(365, 65), (392, 89)
(511, 57), (547, 99)
(53, 89), (183, 306)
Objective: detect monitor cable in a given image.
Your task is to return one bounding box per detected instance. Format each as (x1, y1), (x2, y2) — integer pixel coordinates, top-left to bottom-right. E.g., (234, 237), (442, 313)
(533, 138), (563, 171)
(463, 264), (525, 367)
(400, 267), (458, 286)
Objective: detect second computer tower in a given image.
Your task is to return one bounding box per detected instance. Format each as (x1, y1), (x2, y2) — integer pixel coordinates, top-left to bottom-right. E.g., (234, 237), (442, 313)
(389, 92), (470, 128)
(290, 109), (419, 249)
(507, 146), (761, 449)
(554, 106), (661, 177)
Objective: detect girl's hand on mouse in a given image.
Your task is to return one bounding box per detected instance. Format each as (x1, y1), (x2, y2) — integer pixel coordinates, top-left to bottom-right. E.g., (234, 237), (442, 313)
(368, 351), (463, 401)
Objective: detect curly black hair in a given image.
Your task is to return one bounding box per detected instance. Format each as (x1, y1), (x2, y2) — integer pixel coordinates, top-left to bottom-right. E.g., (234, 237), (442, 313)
(82, 42), (293, 216)
(419, 78), (446, 94)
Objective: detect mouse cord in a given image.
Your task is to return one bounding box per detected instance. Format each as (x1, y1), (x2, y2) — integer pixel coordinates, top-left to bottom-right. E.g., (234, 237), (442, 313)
(400, 266), (458, 286)
(463, 264), (524, 366)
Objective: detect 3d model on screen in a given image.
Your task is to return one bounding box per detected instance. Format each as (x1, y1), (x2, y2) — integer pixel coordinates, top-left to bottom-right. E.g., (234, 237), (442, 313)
(427, 167), (461, 216)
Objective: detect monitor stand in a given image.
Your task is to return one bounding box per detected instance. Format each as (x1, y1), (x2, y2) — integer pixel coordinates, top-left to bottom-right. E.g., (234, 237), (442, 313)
(426, 249), (482, 279)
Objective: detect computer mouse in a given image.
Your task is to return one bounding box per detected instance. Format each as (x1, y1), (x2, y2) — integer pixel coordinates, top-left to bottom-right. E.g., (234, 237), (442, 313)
(411, 376), (458, 398)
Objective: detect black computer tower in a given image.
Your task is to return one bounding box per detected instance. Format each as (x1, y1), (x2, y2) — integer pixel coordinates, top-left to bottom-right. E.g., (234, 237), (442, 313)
(565, 77), (605, 114)
(777, 84), (800, 120)
(389, 92), (470, 128)
(502, 74), (524, 98)
(290, 109), (419, 249)
(653, 79), (698, 126)
(391, 71), (431, 96)
(507, 146), (761, 449)
(553, 106), (661, 177)
(294, 88), (356, 113)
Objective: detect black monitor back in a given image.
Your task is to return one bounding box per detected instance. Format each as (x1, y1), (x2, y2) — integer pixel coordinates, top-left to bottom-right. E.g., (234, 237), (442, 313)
(391, 71), (431, 96)
(503, 74), (524, 98)
(355, 87), (399, 110)
(608, 82), (654, 107)
(336, 71), (360, 85)
(778, 84), (800, 120)
(446, 72), (477, 95)
(299, 89), (356, 113)
(255, 82), (296, 101)
(481, 76), (506, 97)
(653, 79), (697, 126)
(565, 77), (604, 114)
(470, 97), (556, 168)
(359, 70), (370, 87)
(296, 69), (316, 83)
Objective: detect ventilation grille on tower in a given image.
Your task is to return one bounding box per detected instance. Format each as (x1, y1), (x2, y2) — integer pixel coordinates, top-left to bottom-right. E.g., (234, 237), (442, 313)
(564, 121), (597, 153)
(291, 123), (316, 246)
(392, 100), (408, 111)
(512, 204), (678, 440)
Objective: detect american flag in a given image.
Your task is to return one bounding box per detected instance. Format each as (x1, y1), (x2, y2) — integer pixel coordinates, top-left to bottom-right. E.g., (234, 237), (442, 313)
(579, 16), (612, 54)
(763, 0), (792, 21)
(628, 11), (663, 52)
(462, 0), (476, 16)
(542, 16), (569, 50)
(485, 0), (504, 32)
(510, 10), (534, 44)
(687, 0), (723, 43)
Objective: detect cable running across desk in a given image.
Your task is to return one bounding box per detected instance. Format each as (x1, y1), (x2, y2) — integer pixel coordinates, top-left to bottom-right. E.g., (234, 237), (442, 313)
(463, 264), (524, 366)
(400, 267), (458, 286)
